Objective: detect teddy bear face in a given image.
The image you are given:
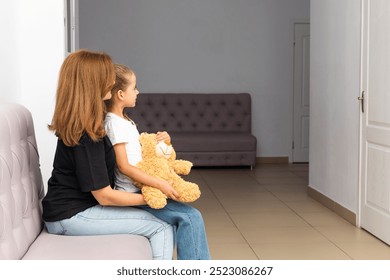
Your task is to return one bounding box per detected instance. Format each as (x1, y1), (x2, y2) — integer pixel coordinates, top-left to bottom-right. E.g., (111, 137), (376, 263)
(156, 141), (173, 159)
(139, 132), (173, 160)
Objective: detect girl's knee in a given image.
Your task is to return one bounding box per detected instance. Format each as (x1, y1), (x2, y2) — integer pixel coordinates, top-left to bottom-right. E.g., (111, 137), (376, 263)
(188, 206), (202, 217)
(186, 207), (205, 224)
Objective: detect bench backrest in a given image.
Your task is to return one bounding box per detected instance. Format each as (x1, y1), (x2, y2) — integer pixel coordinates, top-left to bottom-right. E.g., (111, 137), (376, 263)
(0, 103), (44, 259)
(125, 93), (252, 133)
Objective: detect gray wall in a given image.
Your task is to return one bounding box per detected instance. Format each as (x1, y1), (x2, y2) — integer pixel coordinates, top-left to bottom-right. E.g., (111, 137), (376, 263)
(79, 0), (310, 159)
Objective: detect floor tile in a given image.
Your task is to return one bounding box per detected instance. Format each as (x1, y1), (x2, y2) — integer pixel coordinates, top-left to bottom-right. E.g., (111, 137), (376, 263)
(298, 211), (352, 227)
(224, 199), (293, 214)
(209, 243), (259, 260)
(206, 226), (247, 244)
(284, 200), (331, 213)
(229, 212), (309, 228)
(251, 242), (351, 260)
(315, 224), (383, 243)
(240, 226), (329, 244)
(335, 241), (390, 260)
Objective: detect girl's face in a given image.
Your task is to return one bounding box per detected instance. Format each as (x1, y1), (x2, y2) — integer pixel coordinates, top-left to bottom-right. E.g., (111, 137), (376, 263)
(122, 74), (139, 107)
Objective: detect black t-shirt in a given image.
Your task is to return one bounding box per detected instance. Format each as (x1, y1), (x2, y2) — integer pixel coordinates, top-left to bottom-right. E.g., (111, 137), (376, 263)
(42, 134), (116, 222)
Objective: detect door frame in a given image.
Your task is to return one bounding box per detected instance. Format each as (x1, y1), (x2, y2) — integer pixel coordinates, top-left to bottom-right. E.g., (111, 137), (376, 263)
(357, 0), (365, 229)
(64, 0), (79, 55)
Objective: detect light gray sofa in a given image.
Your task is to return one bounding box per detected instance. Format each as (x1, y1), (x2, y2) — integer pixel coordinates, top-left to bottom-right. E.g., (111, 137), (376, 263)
(125, 93), (257, 168)
(0, 103), (152, 260)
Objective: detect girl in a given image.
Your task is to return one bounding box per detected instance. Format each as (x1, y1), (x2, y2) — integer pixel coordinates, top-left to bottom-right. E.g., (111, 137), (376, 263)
(42, 49), (174, 260)
(104, 64), (210, 260)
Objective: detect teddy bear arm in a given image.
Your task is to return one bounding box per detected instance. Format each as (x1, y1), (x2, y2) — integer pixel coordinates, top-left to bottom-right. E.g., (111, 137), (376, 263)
(170, 159), (193, 175)
(141, 186), (168, 209)
(172, 179), (201, 203)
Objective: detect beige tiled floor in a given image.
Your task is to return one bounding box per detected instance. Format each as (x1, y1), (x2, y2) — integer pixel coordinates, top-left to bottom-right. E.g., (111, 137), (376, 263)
(187, 164), (390, 260)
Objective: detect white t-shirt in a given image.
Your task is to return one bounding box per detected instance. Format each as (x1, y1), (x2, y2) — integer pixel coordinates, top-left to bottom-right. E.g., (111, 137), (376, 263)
(104, 112), (141, 192)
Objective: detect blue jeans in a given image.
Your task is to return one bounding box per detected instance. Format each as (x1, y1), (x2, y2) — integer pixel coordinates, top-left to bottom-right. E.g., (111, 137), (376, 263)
(138, 200), (211, 260)
(44, 205), (174, 260)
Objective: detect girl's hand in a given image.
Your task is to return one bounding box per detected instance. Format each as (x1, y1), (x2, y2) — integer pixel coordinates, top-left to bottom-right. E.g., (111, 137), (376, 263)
(157, 179), (179, 200)
(156, 131), (171, 145)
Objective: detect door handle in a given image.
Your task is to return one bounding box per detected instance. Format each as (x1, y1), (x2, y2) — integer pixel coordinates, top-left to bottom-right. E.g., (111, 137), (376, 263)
(358, 91), (365, 113)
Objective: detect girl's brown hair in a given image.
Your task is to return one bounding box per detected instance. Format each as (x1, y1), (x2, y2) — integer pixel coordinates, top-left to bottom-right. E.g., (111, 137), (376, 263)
(104, 64), (135, 111)
(49, 49), (115, 146)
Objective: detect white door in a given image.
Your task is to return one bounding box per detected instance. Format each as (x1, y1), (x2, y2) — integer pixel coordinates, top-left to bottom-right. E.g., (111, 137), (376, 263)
(359, 0), (390, 245)
(292, 23), (310, 163)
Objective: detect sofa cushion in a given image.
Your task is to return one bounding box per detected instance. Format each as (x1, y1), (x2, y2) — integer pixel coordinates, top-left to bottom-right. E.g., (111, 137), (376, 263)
(171, 132), (257, 152)
(177, 151), (257, 167)
(22, 229), (152, 260)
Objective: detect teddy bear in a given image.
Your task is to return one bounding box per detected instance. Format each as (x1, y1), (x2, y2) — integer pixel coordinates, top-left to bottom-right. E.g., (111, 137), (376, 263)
(135, 132), (201, 209)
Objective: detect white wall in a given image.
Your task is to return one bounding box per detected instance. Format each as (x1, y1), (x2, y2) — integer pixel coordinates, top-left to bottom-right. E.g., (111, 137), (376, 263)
(0, 0), (65, 189)
(78, 0), (310, 160)
(309, 0), (361, 213)
(0, 1), (21, 102)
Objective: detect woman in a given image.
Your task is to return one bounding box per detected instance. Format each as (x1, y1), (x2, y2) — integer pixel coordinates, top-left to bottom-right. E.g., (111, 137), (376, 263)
(42, 49), (174, 260)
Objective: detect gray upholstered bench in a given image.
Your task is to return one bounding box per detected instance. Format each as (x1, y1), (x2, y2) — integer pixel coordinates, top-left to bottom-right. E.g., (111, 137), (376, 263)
(125, 93), (257, 168)
(0, 103), (152, 260)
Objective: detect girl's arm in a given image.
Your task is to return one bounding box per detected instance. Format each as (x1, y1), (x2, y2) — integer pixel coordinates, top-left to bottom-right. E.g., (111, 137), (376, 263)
(91, 186), (145, 206)
(114, 143), (180, 200)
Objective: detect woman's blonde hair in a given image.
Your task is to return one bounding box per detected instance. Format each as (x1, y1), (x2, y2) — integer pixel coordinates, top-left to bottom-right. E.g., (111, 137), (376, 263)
(49, 49), (115, 146)
(104, 64), (135, 111)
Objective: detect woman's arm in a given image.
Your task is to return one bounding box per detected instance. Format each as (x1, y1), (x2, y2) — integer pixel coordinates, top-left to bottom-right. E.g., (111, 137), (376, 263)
(114, 143), (179, 200)
(91, 186), (146, 206)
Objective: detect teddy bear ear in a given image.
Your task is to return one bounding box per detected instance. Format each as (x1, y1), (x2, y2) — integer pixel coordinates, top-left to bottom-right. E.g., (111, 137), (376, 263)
(139, 133), (146, 142)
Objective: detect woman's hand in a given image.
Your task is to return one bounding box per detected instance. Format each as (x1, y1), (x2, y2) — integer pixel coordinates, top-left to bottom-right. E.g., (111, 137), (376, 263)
(156, 131), (171, 145)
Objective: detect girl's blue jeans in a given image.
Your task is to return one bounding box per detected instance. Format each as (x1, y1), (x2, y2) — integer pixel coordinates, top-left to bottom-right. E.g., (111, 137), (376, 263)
(44, 205), (174, 260)
(137, 200), (211, 260)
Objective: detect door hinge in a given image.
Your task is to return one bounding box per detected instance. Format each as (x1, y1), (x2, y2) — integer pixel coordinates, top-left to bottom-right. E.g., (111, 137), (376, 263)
(292, 141), (295, 149)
